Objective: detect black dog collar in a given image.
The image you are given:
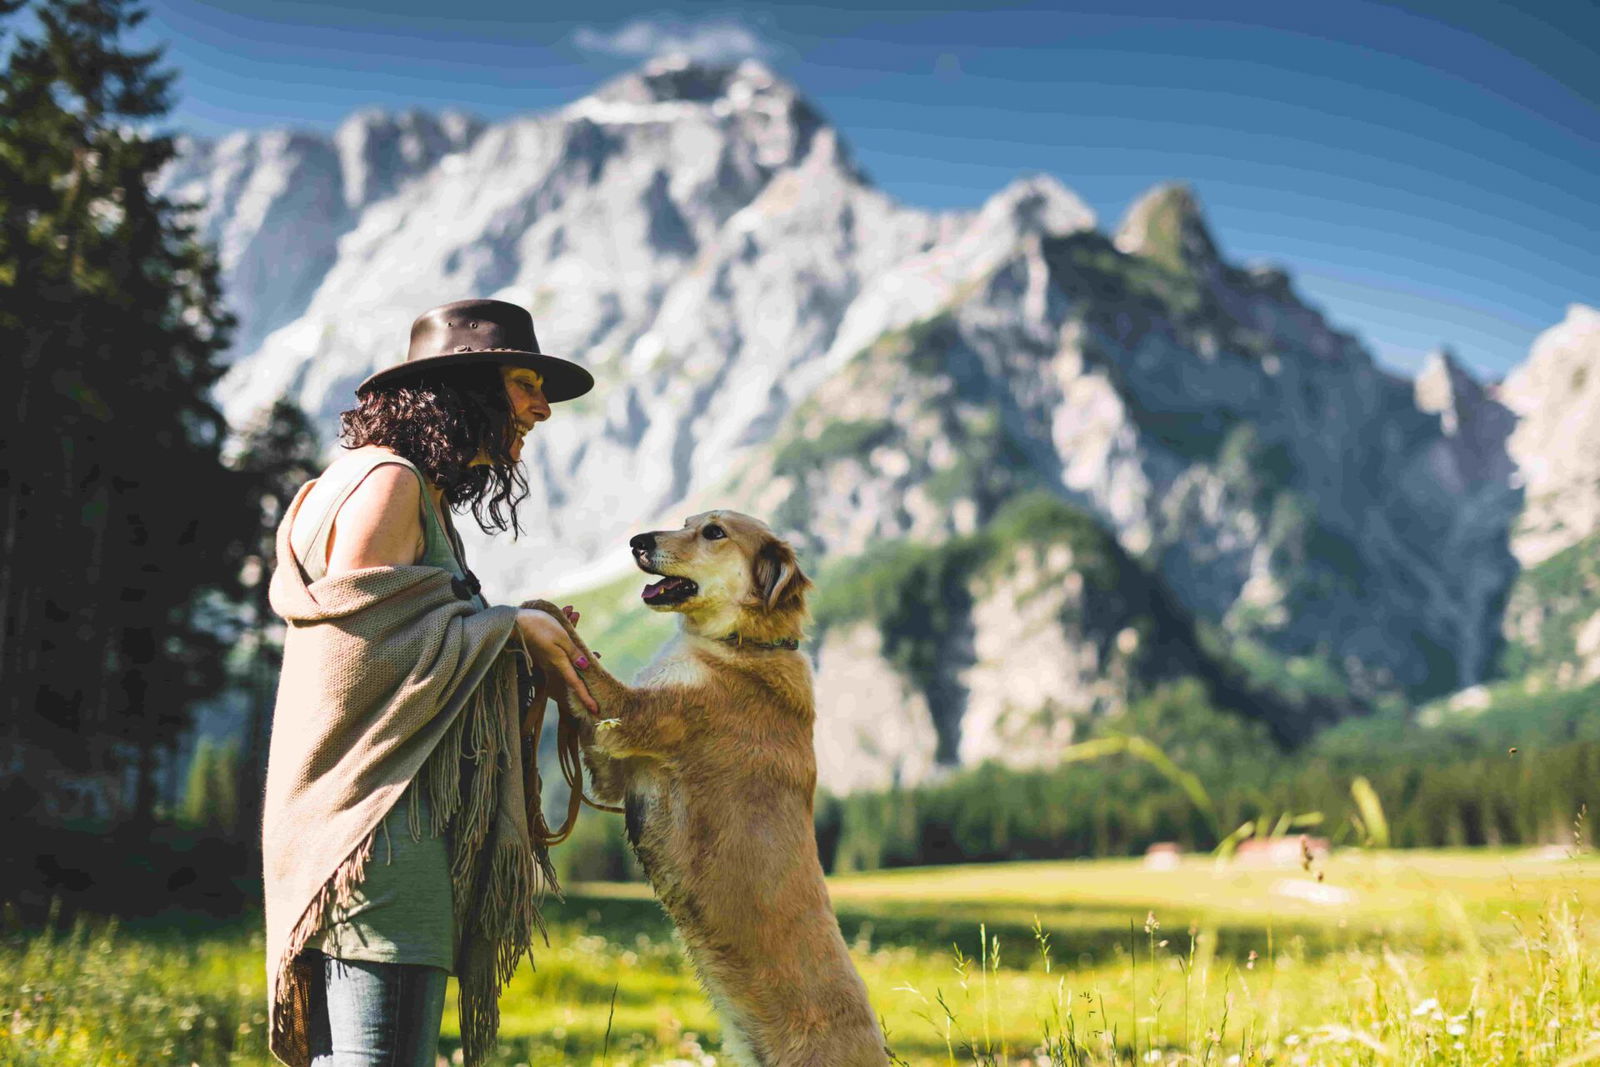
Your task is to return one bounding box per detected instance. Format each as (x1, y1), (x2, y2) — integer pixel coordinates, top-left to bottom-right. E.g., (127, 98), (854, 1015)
(716, 633), (801, 651)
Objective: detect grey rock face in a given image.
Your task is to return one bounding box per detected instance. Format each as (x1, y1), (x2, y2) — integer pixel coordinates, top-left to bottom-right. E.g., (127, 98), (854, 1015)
(177, 59), (1564, 788)
(178, 57), (944, 592)
(1502, 304), (1600, 566)
(161, 112), (483, 358)
(1491, 305), (1600, 695)
(717, 185), (1521, 701)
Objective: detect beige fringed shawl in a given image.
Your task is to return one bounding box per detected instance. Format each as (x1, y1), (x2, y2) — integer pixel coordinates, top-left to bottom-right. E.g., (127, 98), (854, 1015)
(262, 479), (554, 1066)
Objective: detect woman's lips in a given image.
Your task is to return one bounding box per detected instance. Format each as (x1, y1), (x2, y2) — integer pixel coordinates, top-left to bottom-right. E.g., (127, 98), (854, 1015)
(509, 420), (536, 459)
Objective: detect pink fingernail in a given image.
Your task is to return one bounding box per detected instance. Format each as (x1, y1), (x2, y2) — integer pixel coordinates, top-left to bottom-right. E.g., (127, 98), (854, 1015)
(577, 657), (589, 669)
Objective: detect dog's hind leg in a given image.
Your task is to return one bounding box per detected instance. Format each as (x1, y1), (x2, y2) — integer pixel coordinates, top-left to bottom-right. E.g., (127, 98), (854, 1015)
(717, 1024), (764, 1067)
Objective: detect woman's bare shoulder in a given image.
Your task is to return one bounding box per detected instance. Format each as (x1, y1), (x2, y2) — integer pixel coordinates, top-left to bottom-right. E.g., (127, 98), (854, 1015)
(325, 458), (425, 572)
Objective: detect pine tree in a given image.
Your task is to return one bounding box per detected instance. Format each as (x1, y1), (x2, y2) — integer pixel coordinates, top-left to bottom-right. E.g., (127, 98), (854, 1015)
(0, 0), (255, 826)
(181, 736), (238, 834)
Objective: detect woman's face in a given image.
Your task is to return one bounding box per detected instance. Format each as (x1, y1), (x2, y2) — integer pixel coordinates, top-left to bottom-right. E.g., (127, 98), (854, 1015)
(469, 365), (549, 467)
(502, 365), (550, 463)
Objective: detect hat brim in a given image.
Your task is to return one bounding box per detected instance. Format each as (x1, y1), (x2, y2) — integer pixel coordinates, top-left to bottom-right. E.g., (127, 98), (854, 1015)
(356, 350), (595, 403)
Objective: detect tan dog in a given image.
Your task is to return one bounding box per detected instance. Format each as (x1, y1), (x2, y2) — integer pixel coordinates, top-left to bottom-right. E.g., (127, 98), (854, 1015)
(546, 511), (888, 1067)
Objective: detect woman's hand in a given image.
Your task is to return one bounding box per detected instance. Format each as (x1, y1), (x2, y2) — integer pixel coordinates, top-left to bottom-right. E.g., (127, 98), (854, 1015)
(516, 608), (598, 714)
(553, 605), (602, 659)
(553, 605), (600, 659)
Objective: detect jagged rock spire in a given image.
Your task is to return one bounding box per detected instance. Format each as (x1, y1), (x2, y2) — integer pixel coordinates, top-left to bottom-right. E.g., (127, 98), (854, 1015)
(1415, 346), (1483, 435)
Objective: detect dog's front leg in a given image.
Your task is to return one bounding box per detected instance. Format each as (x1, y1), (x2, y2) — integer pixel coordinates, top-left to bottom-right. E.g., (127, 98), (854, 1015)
(519, 601), (689, 762)
(540, 673), (629, 806)
(577, 662), (691, 761)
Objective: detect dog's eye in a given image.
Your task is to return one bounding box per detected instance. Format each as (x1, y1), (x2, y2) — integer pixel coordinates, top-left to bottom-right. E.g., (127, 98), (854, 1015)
(702, 524), (726, 541)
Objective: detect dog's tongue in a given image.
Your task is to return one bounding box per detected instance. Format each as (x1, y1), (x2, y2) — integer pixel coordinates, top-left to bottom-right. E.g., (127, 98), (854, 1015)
(643, 577), (688, 601)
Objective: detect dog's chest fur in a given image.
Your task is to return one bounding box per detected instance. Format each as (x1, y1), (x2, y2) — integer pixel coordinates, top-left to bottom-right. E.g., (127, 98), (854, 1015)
(634, 638), (703, 688)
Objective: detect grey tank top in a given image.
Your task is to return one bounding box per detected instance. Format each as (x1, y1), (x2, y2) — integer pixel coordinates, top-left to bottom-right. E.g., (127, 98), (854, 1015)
(288, 448), (483, 972)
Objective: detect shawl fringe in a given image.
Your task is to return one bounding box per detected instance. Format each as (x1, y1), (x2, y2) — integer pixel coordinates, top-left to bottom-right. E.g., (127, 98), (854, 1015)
(268, 653), (555, 1066)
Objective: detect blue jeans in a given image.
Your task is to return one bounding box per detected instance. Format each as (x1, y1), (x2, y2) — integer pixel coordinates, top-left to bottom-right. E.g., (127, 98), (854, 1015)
(307, 953), (449, 1067)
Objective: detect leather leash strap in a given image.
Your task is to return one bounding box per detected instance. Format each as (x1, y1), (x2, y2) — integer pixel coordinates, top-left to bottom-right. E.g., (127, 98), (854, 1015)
(521, 669), (624, 848)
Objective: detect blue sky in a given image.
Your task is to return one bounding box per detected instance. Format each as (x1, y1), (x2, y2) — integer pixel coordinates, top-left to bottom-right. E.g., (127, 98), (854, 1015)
(133, 0), (1597, 380)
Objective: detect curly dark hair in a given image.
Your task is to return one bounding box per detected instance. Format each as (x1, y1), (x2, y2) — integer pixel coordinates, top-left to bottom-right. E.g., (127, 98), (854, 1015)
(337, 362), (529, 536)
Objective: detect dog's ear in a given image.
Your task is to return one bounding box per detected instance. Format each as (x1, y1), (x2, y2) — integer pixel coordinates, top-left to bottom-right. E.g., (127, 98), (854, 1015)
(752, 537), (810, 612)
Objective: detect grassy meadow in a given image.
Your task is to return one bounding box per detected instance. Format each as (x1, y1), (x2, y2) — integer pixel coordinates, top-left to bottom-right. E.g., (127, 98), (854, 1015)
(6, 848), (1600, 1066)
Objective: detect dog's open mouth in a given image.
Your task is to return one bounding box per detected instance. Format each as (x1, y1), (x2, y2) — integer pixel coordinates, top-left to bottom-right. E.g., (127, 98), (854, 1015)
(641, 575), (699, 606)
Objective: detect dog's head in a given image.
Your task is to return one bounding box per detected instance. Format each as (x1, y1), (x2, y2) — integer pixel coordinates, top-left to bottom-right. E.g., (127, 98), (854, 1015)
(629, 511), (812, 643)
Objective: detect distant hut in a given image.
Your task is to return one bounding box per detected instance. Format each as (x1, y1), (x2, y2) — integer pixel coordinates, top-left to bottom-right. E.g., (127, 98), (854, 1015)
(1233, 836), (1329, 868)
(1143, 842), (1183, 870)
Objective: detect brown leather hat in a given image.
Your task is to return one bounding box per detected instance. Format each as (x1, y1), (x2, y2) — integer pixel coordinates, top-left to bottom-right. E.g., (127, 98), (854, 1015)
(356, 298), (595, 402)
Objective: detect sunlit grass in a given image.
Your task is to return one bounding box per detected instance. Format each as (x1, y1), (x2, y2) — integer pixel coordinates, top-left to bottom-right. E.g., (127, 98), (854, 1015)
(0, 903), (269, 1066)
(5, 850), (1600, 1065)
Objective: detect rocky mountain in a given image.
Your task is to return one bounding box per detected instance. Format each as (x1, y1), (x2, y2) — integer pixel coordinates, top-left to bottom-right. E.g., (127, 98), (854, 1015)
(163, 109), (485, 358)
(166, 57), (958, 598)
(1502, 305), (1600, 567)
(710, 182), (1522, 680)
(1497, 306), (1600, 687)
(166, 57), (1590, 792)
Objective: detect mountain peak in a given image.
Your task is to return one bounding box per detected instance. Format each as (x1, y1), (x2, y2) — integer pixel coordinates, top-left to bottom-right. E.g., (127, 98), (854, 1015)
(330, 107), (482, 210)
(332, 106), (483, 142)
(1113, 181), (1222, 273)
(572, 57), (828, 173)
(978, 173), (1096, 239)
(592, 55), (798, 109)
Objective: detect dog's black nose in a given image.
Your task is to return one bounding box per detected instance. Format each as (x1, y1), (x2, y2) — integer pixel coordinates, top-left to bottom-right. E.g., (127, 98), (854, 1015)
(630, 533), (655, 553)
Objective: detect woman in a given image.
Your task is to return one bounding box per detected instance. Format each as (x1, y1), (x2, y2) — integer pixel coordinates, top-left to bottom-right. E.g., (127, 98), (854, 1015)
(261, 299), (598, 1067)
